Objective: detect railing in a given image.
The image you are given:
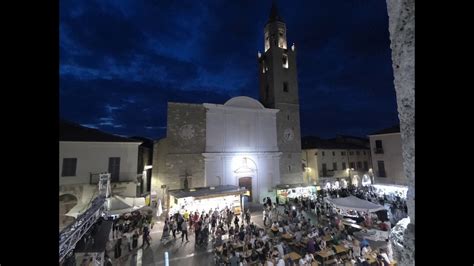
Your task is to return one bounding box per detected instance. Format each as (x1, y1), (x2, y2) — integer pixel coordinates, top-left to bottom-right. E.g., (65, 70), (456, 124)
(59, 173), (111, 263)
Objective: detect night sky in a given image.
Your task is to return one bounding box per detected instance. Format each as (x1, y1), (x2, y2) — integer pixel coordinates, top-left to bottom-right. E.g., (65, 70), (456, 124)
(60, 0), (399, 140)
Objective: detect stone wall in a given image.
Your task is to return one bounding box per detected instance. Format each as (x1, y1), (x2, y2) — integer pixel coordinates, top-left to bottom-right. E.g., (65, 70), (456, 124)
(386, 0), (415, 265)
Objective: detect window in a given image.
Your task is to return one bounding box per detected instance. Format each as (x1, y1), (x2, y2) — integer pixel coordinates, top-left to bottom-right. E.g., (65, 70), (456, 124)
(108, 157), (121, 182)
(349, 151), (354, 155)
(364, 161), (369, 171)
(283, 82), (289, 92)
(341, 151), (346, 156)
(282, 53), (289, 68)
(357, 161), (362, 169)
(322, 151), (325, 156)
(363, 151), (366, 155)
(356, 151), (360, 155)
(333, 162), (337, 170)
(322, 163), (327, 176)
(315, 152), (318, 156)
(342, 162), (346, 170)
(375, 140), (384, 154)
(350, 162), (355, 169)
(377, 161), (386, 177)
(287, 114), (290, 121)
(288, 165), (291, 172)
(62, 158), (77, 177)
(332, 151), (335, 156)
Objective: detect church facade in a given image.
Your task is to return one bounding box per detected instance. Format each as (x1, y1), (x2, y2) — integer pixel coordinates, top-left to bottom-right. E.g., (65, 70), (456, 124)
(151, 2), (303, 204)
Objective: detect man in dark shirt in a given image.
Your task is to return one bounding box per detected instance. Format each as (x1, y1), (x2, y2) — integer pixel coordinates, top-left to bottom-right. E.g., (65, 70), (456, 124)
(229, 251), (239, 266)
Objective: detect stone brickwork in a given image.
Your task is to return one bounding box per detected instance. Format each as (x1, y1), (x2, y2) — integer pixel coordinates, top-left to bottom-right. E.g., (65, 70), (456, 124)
(386, 0), (415, 264)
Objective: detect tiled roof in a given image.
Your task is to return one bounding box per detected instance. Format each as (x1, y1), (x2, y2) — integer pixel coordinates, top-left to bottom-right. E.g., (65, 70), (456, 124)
(369, 125), (400, 135)
(60, 119), (142, 143)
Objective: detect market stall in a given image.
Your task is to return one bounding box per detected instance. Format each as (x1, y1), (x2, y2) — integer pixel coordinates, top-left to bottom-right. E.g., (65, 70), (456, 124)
(275, 184), (317, 204)
(168, 185), (248, 216)
(372, 184), (408, 199)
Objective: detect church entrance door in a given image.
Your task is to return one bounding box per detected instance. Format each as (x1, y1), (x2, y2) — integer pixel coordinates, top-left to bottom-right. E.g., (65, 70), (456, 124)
(239, 177), (252, 202)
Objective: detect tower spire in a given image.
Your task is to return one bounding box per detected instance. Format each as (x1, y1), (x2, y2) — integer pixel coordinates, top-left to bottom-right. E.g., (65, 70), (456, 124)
(268, 0), (284, 23)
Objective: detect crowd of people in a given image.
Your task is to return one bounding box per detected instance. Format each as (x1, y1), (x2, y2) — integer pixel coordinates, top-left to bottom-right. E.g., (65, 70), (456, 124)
(205, 188), (397, 265)
(320, 185), (408, 226)
(104, 210), (154, 262)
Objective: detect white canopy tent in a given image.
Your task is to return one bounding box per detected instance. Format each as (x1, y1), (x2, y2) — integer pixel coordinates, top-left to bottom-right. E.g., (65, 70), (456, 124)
(327, 196), (385, 212)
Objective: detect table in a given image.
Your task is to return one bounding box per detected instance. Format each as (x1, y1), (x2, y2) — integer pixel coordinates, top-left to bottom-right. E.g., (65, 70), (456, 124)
(315, 248), (334, 259)
(333, 245), (348, 254)
(315, 248), (335, 266)
(231, 242), (244, 249)
(284, 252), (302, 261)
(323, 235), (333, 242)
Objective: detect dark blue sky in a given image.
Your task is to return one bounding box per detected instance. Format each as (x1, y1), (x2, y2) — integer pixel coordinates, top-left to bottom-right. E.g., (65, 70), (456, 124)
(60, 0), (399, 140)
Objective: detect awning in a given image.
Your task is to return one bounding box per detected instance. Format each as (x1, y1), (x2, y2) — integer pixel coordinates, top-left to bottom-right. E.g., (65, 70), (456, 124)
(106, 195), (146, 216)
(168, 185), (247, 200)
(65, 202), (90, 219)
(327, 196), (385, 212)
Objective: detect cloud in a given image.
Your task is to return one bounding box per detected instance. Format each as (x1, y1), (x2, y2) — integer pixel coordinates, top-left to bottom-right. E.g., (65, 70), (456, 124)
(60, 0), (397, 139)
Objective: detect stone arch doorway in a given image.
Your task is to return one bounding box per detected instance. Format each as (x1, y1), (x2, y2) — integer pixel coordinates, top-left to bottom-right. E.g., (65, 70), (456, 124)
(59, 194), (78, 229)
(239, 177), (253, 202)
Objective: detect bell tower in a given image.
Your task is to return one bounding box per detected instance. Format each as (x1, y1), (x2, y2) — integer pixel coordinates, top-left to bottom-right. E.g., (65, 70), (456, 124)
(258, 0), (303, 185)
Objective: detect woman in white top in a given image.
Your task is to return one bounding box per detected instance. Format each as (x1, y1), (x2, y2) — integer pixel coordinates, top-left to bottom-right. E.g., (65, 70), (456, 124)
(276, 258), (285, 266)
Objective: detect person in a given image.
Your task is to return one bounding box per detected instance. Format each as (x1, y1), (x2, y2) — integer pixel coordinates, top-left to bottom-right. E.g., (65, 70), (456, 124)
(194, 220), (201, 246)
(132, 230), (139, 249)
(183, 209), (190, 222)
(245, 209), (251, 225)
(307, 238), (316, 254)
(114, 237), (122, 259)
(234, 215), (240, 227)
(378, 249), (391, 265)
(142, 224), (151, 248)
(304, 252), (315, 263)
(104, 253), (113, 266)
(361, 245), (371, 257)
(229, 251), (239, 266)
(171, 218), (178, 238)
(263, 208), (268, 226)
(276, 258), (285, 266)
(181, 219), (189, 242)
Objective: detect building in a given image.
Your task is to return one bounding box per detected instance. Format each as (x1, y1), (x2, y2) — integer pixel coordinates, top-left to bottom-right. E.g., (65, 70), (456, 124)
(130, 136), (154, 196)
(368, 125), (407, 185)
(152, 2), (303, 205)
(301, 136), (373, 187)
(59, 120), (142, 229)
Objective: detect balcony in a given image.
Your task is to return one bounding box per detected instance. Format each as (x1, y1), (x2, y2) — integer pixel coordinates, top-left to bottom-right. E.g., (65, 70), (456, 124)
(374, 148), (384, 154)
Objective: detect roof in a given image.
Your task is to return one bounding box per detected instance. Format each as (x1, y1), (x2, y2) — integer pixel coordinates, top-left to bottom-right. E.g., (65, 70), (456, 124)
(335, 135), (369, 141)
(169, 185), (247, 199)
(301, 136), (369, 150)
(327, 196), (385, 212)
(129, 136), (154, 148)
(369, 125), (400, 135)
(224, 96), (265, 109)
(60, 119), (142, 143)
(268, 0), (284, 23)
